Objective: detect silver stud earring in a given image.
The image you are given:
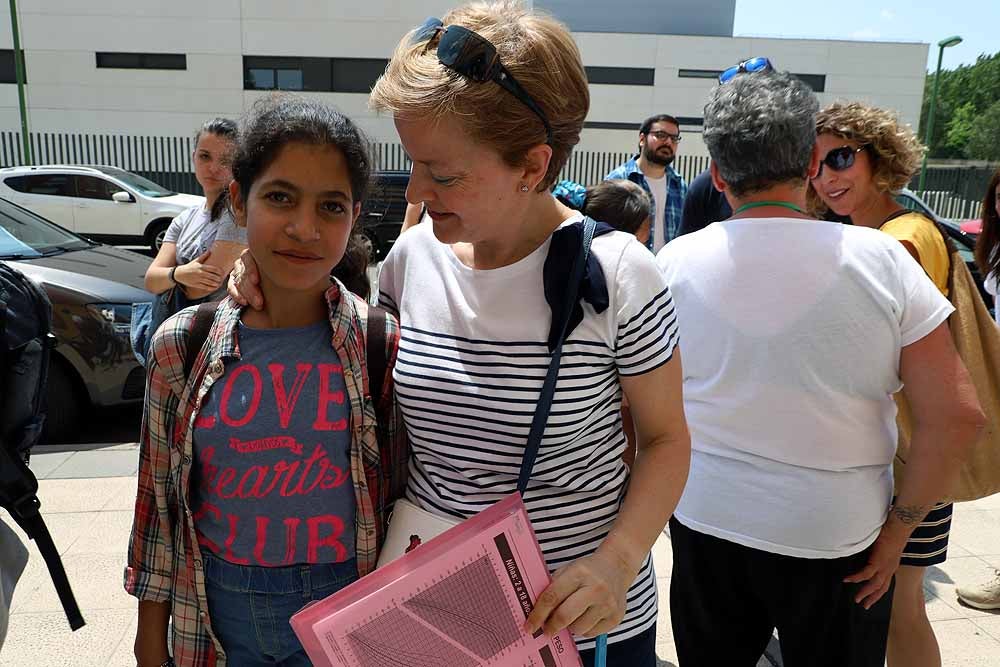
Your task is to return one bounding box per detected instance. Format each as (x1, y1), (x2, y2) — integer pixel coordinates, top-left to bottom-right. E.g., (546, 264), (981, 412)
(520, 184), (530, 192)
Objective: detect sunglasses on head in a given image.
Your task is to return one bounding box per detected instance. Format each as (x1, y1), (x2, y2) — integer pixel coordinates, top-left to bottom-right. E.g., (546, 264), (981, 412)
(718, 57), (774, 84)
(813, 144), (868, 179)
(410, 17), (553, 145)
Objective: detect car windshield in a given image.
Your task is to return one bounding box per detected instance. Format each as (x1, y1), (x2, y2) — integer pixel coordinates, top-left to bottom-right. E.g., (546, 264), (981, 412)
(0, 198), (92, 259)
(92, 166), (176, 198)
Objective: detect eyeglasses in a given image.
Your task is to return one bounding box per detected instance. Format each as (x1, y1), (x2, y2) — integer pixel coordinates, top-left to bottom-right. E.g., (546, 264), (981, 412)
(646, 131), (682, 143)
(409, 17), (553, 145)
(813, 145), (868, 179)
(718, 57), (774, 84)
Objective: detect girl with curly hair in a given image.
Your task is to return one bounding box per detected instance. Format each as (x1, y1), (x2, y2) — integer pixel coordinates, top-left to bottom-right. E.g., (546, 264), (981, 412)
(810, 101), (950, 667)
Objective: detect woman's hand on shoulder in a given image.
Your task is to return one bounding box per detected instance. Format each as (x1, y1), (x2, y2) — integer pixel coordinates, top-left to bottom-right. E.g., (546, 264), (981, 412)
(523, 547), (635, 639)
(227, 249), (264, 310)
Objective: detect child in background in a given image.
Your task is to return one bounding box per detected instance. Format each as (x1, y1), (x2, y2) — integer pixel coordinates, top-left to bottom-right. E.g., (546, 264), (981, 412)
(583, 179), (653, 247)
(581, 179), (654, 466)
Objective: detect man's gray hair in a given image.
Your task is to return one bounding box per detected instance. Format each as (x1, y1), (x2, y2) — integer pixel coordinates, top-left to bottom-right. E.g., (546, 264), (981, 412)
(703, 71), (819, 197)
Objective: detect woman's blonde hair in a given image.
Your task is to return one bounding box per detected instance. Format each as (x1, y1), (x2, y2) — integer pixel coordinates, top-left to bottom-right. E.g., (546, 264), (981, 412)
(810, 101), (926, 214)
(369, 1), (589, 190)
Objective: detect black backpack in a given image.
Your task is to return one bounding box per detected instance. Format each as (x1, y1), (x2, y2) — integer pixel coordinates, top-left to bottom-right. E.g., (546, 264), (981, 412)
(0, 261), (84, 630)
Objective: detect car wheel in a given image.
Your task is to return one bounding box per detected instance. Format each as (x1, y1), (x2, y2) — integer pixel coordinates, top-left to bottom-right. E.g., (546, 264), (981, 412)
(148, 220), (171, 253)
(43, 359), (85, 444)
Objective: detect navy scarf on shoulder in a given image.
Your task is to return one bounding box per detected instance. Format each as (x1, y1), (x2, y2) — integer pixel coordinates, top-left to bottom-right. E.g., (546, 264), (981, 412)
(542, 219), (616, 352)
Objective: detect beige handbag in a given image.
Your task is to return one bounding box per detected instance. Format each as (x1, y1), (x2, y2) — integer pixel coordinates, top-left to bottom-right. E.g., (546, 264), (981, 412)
(893, 244), (1000, 502)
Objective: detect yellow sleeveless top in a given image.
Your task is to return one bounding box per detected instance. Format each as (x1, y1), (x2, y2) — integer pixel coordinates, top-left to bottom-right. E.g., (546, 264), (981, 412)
(880, 212), (950, 297)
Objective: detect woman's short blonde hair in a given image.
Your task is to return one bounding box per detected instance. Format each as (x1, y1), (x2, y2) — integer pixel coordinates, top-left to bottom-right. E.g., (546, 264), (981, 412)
(370, 1), (589, 190)
(813, 102), (925, 206)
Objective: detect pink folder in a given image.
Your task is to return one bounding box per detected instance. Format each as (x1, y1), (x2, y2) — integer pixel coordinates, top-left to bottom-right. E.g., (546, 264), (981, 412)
(290, 493), (582, 666)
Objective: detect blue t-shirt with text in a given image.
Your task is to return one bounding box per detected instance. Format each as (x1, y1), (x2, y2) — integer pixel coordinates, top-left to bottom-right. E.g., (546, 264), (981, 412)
(191, 320), (356, 567)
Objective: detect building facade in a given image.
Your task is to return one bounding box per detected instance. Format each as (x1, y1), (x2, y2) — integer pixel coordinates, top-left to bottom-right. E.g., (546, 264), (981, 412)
(0, 0), (928, 162)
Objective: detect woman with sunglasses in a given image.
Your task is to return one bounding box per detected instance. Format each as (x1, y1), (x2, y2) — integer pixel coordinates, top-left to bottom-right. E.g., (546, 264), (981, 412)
(810, 101), (953, 667)
(230, 3), (691, 665)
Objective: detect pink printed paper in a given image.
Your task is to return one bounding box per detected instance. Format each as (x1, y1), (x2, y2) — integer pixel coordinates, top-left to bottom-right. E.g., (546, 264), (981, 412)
(290, 493), (582, 666)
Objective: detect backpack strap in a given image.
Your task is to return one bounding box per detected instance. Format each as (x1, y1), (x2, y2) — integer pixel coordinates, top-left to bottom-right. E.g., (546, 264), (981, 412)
(0, 443), (84, 630)
(183, 301), (219, 379)
(367, 305), (388, 407)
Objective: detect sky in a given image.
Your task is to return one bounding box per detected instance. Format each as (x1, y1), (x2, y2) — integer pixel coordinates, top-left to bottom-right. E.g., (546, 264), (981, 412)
(734, 0), (998, 72)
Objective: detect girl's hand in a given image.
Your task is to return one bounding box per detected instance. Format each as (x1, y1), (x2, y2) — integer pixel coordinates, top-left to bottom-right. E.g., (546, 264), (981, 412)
(174, 250), (226, 293)
(524, 548), (634, 639)
(227, 250), (264, 310)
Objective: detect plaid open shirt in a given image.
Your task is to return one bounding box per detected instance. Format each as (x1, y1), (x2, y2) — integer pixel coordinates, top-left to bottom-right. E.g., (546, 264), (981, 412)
(123, 283), (406, 666)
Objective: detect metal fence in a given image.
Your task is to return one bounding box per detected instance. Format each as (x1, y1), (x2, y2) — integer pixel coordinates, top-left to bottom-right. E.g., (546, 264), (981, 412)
(0, 131), (200, 194)
(0, 131), (992, 220)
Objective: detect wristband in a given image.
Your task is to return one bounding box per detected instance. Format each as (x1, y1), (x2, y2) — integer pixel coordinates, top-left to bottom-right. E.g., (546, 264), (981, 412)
(160, 659), (175, 667)
(168, 266), (178, 285)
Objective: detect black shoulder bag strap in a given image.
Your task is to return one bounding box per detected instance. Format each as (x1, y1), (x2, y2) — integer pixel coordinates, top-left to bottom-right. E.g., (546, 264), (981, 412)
(0, 271), (82, 631)
(367, 305), (388, 409)
(517, 217), (597, 495)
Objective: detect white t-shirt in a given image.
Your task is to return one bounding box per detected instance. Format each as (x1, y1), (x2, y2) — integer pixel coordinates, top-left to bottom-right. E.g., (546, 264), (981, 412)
(985, 270), (998, 325)
(379, 218), (678, 648)
(163, 204), (246, 266)
(656, 218), (954, 559)
(646, 174), (667, 253)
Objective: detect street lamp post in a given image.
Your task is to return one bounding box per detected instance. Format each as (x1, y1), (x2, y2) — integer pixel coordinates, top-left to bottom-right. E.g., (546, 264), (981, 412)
(918, 35), (963, 193)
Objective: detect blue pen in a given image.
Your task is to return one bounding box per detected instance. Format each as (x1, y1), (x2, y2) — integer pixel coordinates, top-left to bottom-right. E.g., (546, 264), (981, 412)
(595, 633), (607, 667)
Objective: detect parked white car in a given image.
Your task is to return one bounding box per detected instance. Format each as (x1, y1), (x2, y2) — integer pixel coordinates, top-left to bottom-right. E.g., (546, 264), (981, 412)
(0, 164), (203, 251)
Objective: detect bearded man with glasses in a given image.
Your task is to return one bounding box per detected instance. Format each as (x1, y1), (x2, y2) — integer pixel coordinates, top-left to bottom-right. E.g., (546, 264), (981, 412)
(606, 114), (687, 252)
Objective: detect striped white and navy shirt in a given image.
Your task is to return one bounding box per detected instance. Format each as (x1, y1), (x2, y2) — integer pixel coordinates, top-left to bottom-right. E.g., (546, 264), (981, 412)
(378, 218), (679, 649)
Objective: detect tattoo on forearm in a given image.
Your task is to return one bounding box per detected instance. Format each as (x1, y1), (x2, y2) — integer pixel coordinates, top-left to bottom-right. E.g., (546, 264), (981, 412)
(891, 504), (931, 525)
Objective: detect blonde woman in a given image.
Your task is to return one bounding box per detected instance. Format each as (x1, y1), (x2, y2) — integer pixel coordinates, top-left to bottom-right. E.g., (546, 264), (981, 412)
(231, 3), (691, 664)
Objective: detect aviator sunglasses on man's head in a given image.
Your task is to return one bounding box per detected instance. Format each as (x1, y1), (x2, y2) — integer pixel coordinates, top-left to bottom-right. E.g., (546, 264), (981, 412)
(718, 56), (774, 83)
(813, 145), (868, 179)
(410, 17), (553, 144)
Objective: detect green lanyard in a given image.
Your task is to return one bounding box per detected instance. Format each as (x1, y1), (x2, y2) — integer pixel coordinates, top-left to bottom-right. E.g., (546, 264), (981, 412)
(733, 200), (806, 215)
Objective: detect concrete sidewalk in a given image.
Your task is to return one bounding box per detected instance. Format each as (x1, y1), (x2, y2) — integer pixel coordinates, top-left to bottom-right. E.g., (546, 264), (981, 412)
(3, 444), (1000, 666)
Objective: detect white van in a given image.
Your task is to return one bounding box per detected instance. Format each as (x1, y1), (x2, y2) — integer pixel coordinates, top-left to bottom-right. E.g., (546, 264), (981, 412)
(0, 164), (203, 251)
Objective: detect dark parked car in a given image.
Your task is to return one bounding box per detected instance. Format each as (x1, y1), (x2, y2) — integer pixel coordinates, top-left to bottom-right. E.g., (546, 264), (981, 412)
(0, 197), (152, 441)
(359, 170), (409, 262)
(896, 189), (992, 316)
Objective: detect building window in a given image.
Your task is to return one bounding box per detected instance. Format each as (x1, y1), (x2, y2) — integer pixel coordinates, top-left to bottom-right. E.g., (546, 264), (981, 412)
(584, 117), (704, 130)
(331, 58), (389, 93)
(96, 52), (187, 70)
(244, 56), (388, 93)
(678, 69), (721, 79)
(793, 74), (826, 92)
(585, 66), (655, 86)
(678, 68), (826, 92)
(0, 50), (26, 84)
(244, 57), (327, 91)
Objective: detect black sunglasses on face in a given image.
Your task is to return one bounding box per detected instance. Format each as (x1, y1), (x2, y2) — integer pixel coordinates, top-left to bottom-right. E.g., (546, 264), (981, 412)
(409, 17), (553, 145)
(814, 144), (868, 179)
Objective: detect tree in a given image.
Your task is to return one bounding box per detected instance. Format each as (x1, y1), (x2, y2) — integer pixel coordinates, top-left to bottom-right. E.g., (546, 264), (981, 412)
(919, 51), (1000, 158)
(965, 100), (1000, 161)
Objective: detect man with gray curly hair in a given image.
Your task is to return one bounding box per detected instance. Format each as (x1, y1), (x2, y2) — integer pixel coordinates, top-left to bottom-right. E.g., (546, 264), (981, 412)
(656, 69), (984, 665)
